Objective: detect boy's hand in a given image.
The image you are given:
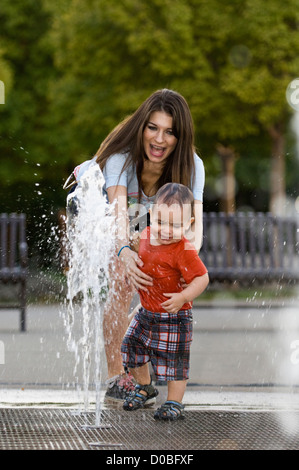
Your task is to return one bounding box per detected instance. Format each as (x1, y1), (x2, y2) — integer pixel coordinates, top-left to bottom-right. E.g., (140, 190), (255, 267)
(161, 292), (186, 314)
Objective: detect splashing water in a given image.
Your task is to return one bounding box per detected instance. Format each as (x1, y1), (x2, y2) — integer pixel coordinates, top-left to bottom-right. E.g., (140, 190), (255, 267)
(63, 162), (115, 425)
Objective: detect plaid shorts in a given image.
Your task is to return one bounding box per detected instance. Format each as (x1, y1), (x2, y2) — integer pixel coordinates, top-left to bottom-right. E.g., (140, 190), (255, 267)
(121, 306), (193, 382)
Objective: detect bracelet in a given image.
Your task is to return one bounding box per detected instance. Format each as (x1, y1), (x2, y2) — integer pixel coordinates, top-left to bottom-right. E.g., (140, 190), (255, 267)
(117, 245), (132, 257)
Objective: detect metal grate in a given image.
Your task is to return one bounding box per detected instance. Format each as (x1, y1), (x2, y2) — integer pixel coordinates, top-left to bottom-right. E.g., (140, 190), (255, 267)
(0, 407), (299, 450)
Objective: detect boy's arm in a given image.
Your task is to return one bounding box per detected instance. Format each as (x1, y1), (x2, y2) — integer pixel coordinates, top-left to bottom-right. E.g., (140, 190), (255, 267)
(180, 273), (209, 303)
(161, 273), (209, 314)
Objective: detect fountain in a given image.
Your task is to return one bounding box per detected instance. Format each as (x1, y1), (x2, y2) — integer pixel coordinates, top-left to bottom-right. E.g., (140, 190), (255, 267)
(63, 160), (116, 428)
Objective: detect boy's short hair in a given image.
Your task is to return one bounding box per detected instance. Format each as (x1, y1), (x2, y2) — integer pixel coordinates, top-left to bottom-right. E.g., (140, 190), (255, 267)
(153, 183), (194, 217)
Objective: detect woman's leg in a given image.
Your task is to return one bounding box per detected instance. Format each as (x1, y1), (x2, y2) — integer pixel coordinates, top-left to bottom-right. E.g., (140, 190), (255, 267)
(103, 257), (135, 378)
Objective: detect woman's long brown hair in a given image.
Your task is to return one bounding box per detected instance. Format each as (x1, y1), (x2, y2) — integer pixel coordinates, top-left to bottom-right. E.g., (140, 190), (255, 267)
(95, 89), (196, 201)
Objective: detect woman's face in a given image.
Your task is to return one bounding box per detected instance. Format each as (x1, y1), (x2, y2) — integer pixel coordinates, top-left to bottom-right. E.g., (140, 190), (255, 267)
(143, 111), (178, 165)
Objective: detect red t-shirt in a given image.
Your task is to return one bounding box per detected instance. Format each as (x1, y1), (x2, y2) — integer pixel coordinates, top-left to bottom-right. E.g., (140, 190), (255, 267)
(138, 226), (208, 313)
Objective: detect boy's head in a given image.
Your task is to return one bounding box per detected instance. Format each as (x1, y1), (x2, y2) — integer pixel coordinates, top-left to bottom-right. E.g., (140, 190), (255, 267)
(150, 183), (194, 245)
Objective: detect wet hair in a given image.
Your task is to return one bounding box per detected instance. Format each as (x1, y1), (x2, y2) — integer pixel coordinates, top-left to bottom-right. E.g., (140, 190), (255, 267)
(153, 183), (195, 218)
(95, 89), (196, 201)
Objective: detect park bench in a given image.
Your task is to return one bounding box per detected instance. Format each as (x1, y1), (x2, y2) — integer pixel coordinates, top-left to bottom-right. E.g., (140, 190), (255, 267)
(62, 209), (299, 285)
(0, 213), (28, 331)
(200, 212), (299, 285)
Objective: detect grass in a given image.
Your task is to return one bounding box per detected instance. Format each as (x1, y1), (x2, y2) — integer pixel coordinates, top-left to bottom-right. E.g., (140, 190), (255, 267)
(195, 282), (299, 304)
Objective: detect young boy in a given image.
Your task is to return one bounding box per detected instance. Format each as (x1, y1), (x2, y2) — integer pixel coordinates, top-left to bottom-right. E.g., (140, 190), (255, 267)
(121, 183), (209, 421)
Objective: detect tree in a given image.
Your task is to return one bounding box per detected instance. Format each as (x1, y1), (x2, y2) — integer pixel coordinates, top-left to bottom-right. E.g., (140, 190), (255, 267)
(0, 51), (13, 104)
(1, 0), (298, 217)
(215, 0), (299, 214)
(49, 0), (299, 214)
(0, 0), (63, 266)
(0, 0), (58, 188)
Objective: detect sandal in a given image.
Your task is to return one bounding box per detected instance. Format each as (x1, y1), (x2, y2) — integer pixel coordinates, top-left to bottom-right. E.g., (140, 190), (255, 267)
(154, 401), (185, 421)
(104, 372), (136, 402)
(123, 382), (159, 411)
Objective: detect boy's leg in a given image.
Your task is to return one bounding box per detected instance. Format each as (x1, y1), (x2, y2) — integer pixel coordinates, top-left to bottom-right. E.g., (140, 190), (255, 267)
(167, 380), (187, 403)
(130, 363), (151, 391)
(153, 380), (186, 421)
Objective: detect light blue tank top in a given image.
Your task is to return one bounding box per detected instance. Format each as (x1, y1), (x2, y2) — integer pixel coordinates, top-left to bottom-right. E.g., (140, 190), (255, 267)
(102, 152), (204, 203)
(72, 151), (205, 232)
(102, 151), (205, 232)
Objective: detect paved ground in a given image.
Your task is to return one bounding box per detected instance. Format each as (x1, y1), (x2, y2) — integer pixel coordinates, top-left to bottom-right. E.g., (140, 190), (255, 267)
(1, 299), (299, 451)
(0, 299), (299, 409)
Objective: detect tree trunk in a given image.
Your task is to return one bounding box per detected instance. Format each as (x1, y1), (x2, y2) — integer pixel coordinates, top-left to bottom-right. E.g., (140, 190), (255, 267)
(217, 144), (236, 213)
(268, 124), (286, 216)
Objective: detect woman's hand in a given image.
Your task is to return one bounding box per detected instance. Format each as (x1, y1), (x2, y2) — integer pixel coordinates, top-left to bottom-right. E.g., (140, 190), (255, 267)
(119, 247), (153, 291)
(180, 276), (188, 289)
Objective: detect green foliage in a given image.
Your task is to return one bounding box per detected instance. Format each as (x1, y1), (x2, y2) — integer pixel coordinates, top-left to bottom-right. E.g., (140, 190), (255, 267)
(0, 0), (60, 191)
(0, 0), (298, 209)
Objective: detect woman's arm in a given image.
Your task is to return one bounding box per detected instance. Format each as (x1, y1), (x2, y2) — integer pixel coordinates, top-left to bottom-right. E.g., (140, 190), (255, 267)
(185, 199), (203, 252)
(106, 185), (152, 290)
(189, 153), (205, 252)
(106, 185), (129, 247)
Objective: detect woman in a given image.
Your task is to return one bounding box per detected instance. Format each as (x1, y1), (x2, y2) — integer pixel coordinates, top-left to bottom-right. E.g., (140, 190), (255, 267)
(95, 89), (205, 401)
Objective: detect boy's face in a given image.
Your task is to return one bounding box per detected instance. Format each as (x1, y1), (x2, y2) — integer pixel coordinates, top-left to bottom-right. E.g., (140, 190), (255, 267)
(150, 202), (194, 245)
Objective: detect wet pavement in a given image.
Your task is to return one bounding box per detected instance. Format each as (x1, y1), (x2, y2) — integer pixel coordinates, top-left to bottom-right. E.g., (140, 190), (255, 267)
(1, 300), (299, 390)
(0, 300), (299, 451)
